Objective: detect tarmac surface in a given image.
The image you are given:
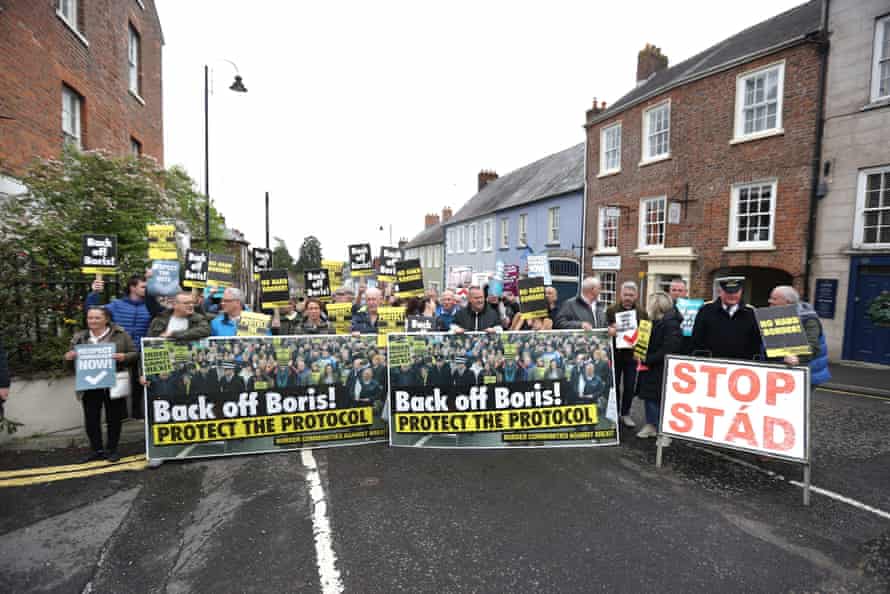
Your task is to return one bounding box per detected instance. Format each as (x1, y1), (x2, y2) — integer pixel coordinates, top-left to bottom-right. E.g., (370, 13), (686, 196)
(0, 364), (888, 593)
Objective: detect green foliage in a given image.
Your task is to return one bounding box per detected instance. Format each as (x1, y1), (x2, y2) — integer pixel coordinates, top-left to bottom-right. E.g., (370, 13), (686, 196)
(272, 237), (295, 271)
(296, 235), (323, 273)
(867, 292), (890, 326)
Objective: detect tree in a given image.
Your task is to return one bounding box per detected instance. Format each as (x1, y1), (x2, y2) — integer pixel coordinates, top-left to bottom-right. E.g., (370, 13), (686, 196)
(295, 235), (323, 273)
(271, 237), (295, 271)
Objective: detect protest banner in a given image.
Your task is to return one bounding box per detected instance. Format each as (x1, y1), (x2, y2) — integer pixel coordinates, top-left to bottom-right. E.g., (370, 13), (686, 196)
(388, 330), (618, 448)
(142, 344), (173, 376)
(405, 316), (436, 333)
(183, 249), (208, 289)
(304, 268), (331, 300)
(81, 234), (118, 275)
(376, 306), (406, 347)
(142, 334), (389, 461)
(503, 265), (519, 296)
(74, 343), (117, 391)
(526, 255), (552, 285)
(378, 246), (400, 282)
(659, 356), (809, 463)
(634, 320), (652, 360)
(676, 298), (704, 337)
(326, 302), (353, 335)
(518, 277), (547, 320)
(755, 305), (812, 358)
(237, 311), (271, 336)
(207, 253), (235, 287)
(148, 260), (181, 297)
(252, 248), (273, 281)
(322, 260), (344, 290)
(260, 269), (291, 310)
(614, 310), (638, 350)
(395, 259), (424, 297)
(348, 244), (373, 277)
(147, 224), (177, 260)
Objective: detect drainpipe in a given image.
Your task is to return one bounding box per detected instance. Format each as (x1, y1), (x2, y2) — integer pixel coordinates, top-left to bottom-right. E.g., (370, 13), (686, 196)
(579, 143), (589, 289)
(804, 0), (830, 301)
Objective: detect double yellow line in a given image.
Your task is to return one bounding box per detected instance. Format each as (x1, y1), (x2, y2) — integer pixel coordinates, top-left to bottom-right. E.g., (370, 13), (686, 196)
(0, 454), (148, 488)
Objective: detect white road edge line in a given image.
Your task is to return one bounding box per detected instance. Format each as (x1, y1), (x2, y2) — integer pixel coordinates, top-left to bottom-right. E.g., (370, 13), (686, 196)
(685, 443), (890, 521)
(301, 449), (344, 594)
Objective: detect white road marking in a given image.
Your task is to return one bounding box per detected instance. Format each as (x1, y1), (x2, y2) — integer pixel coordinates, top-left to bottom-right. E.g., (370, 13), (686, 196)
(301, 449), (343, 594)
(685, 443), (890, 521)
(414, 435), (434, 447)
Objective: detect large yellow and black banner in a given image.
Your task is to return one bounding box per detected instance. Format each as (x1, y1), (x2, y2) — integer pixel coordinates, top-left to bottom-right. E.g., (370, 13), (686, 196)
(387, 330), (619, 448)
(142, 335), (388, 461)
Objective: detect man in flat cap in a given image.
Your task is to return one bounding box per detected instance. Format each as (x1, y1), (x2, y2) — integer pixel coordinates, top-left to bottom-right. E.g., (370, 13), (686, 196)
(691, 277), (762, 360)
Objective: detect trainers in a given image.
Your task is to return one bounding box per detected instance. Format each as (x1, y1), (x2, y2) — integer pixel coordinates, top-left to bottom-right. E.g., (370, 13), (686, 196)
(620, 415), (637, 428)
(636, 424), (657, 438)
(105, 450), (121, 462)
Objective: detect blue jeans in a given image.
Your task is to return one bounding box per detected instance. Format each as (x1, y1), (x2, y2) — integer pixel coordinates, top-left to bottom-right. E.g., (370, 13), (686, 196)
(644, 399), (661, 426)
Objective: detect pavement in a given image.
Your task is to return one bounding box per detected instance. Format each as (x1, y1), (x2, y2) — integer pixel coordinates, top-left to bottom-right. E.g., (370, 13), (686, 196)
(824, 362), (890, 398)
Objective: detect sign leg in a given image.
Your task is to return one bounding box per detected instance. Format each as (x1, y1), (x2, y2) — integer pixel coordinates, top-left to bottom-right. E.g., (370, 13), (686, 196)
(803, 463), (811, 506)
(655, 440), (664, 468)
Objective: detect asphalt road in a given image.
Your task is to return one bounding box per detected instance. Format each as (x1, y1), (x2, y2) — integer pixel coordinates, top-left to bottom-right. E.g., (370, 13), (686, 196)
(1, 387), (888, 593)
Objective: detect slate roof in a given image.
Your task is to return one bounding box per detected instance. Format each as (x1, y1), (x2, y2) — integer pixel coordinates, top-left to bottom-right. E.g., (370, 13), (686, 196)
(403, 221), (444, 248)
(443, 142), (585, 227)
(589, 0), (822, 125)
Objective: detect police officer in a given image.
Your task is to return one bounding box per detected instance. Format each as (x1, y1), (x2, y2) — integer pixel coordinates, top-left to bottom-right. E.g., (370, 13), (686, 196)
(691, 277), (761, 360)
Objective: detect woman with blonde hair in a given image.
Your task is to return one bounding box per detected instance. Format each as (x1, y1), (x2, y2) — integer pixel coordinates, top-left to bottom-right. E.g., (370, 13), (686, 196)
(635, 292), (682, 439)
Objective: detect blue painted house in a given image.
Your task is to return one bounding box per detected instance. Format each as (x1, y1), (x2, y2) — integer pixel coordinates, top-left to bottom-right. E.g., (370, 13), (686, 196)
(443, 143), (585, 302)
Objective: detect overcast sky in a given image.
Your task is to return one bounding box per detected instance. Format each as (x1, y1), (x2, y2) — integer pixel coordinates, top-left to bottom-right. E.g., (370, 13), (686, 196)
(157, 0), (806, 260)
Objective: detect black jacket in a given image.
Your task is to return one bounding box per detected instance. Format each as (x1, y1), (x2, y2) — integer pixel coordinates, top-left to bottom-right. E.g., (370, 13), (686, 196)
(453, 305), (501, 332)
(636, 315), (683, 401)
(554, 296), (608, 330)
(691, 299), (762, 360)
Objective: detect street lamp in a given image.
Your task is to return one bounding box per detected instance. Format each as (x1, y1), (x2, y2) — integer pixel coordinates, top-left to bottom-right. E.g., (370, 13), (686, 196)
(204, 61), (247, 251)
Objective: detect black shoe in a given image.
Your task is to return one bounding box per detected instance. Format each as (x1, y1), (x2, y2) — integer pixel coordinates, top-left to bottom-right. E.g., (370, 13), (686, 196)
(106, 450), (121, 462)
(82, 451), (104, 463)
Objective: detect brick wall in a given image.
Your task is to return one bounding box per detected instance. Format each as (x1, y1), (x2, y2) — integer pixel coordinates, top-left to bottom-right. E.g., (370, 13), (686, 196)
(585, 42), (822, 300)
(0, 0), (163, 176)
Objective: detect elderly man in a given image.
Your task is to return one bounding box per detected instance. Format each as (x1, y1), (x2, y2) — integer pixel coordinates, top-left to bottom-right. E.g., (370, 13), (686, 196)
(210, 288), (267, 336)
(767, 285), (825, 372)
(692, 277), (761, 360)
(351, 287), (384, 333)
(148, 292), (211, 341)
(606, 281), (648, 428)
(435, 289), (461, 331)
(555, 277), (608, 330)
(452, 286), (501, 333)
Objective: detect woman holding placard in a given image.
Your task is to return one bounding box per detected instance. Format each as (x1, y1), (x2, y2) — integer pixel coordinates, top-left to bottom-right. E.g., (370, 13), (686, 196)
(64, 306), (137, 462)
(635, 292), (682, 439)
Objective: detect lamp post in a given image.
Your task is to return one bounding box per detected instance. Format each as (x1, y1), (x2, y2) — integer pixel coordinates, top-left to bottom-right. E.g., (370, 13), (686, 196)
(204, 61), (247, 251)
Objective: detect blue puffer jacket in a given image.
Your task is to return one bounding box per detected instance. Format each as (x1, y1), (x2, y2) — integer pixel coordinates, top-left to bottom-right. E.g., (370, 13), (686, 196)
(809, 332), (831, 385)
(85, 293), (152, 351)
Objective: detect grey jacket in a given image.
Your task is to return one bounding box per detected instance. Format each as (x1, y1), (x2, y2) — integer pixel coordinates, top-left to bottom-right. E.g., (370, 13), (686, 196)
(554, 296), (608, 330)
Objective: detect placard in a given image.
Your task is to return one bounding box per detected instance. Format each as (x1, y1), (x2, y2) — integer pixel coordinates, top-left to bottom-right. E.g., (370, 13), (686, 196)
(503, 265), (519, 296)
(148, 260), (181, 297)
(237, 311), (271, 336)
(304, 268), (331, 300)
(377, 246), (400, 282)
(518, 277), (547, 320)
(147, 224), (178, 260)
(142, 345), (174, 376)
(260, 269), (291, 310)
(405, 316), (436, 333)
(676, 298), (704, 337)
(388, 330), (618, 448)
(207, 253), (235, 287)
(74, 343), (117, 391)
(322, 260), (344, 290)
(395, 259), (424, 297)
(252, 248), (273, 281)
(634, 320), (652, 360)
(755, 305), (811, 358)
(326, 302), (354, 335)
(526, 255), (552, 285)
(614, 310), (638, 350)
(348, 244), (373, 277)
(375, 306), (406, 347)
(81, 234), (118, 275)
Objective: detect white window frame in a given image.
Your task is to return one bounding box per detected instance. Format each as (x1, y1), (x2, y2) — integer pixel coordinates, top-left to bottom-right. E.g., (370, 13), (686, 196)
(128, 25), (142, 97)
(638, 196), (667, 249)
(500, 217), (509, 249)
(597, 207), (619, 252)
(872, 16), (890, 103)
(641, 100), (670, 164)
(853, 165), (890, 248)
(599, 271), (617, 306)
(727, 180), (777, 250)
(733, 61), (785, 142)
(56, 0), (88, 46)
(447, 229), (454, 254)
(467, 222), (478, 252)
(547, 207), (560, 244)
(518, 213), (528, 247)
(62, 85), (82, 149)
(599, 122), (622, 175)
(482, 219), (493, 251)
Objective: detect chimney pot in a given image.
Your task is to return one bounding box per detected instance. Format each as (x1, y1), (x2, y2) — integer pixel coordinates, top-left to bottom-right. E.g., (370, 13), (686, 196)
(442, 206), (453, 222)
(478, 170), (499, 191)
(424, 213), (440, 229)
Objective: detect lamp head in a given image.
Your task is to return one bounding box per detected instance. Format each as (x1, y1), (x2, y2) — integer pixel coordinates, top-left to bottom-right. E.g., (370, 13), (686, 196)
(229, 75), (247, 93)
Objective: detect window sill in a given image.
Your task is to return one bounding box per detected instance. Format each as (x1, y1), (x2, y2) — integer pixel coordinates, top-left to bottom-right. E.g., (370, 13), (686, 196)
(594, 249), (619, 255)
(597, 169), (621, 179)
(722, 245), (776, 252)
(498, 246), (510, 251)
(545, 242), (560, 247)
(56, 11), (89, 48)
(638, 154), (670, 168)
(129, 90), (146, 105)
(862, 98), (890, 112)
(517, 244), (528, 249)
(634, 247), (664, 254)
(730, 128), (784, 145)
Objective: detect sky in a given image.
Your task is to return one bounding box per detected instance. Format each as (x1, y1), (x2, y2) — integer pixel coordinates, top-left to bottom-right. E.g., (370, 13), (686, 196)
(156, 0), (807, 261)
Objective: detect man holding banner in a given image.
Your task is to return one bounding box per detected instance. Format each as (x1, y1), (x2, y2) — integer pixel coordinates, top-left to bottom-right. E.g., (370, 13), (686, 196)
(606, 281), (648, 428)
(453, 286), (501, 333)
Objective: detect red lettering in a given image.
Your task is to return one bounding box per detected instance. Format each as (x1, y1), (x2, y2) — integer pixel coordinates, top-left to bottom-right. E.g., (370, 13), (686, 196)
(763, 416), (795, 451)
(765, 371), (796, 406)
(724, 409), (758, 447)
(696, 406), (724, 438)
(700, 365), (727, 398)
(668, 402), (693, 433)
(671, 362), (696, 394)
(728, 368), (760, 403)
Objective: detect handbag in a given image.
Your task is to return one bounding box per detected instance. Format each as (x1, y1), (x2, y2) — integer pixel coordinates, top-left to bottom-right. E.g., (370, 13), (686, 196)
(109, 370), (132, 400)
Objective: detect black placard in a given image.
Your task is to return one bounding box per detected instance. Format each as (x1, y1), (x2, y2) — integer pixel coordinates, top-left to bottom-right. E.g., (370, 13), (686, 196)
(207, 253), (235, 287)
(378, 246), (400, 280)
(183, 249), (208, 289)
(405, 315), (436, 333)
(260, 269), (291, 309)
(81, 234), (118, 274)
(395, 258), (424, 297)
(755, 304), (811, 358)
(304, 268), (331, 299)
(349, 243), (373, 276)
(518, 277), (547, 319)
(252, 248), (272, 279)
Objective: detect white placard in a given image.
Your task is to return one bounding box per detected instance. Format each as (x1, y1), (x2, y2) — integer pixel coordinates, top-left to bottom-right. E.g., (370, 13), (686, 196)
(613, 310), (638, 349)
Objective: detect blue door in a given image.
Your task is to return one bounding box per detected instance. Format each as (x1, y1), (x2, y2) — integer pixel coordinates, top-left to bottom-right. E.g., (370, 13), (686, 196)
(848, 264), (890, 365)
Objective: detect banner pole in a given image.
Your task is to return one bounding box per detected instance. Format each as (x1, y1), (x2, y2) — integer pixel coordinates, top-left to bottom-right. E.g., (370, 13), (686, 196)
(803, 463), (811, 506)
(655, 438), (664, 469)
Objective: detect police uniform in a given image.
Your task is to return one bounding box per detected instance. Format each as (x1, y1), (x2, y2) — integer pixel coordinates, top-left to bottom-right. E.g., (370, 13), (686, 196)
(691, 278), (762, 360)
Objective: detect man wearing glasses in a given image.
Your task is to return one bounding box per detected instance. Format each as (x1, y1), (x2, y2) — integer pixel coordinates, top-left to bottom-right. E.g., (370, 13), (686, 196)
(147, 292), (211, 341)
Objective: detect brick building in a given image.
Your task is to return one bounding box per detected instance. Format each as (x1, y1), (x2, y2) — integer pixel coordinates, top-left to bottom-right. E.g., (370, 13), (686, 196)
(0, 0), (163, 195)
(584, 1), (824, 306)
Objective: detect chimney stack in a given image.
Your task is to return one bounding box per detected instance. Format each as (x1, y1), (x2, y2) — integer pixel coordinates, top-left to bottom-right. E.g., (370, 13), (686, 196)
(424, 213), (440, 228)
(637, 44), (668, 86)
(587, 97), (608, 118)
(442, 206), (453, 222)
(478, 170), (498, 191)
